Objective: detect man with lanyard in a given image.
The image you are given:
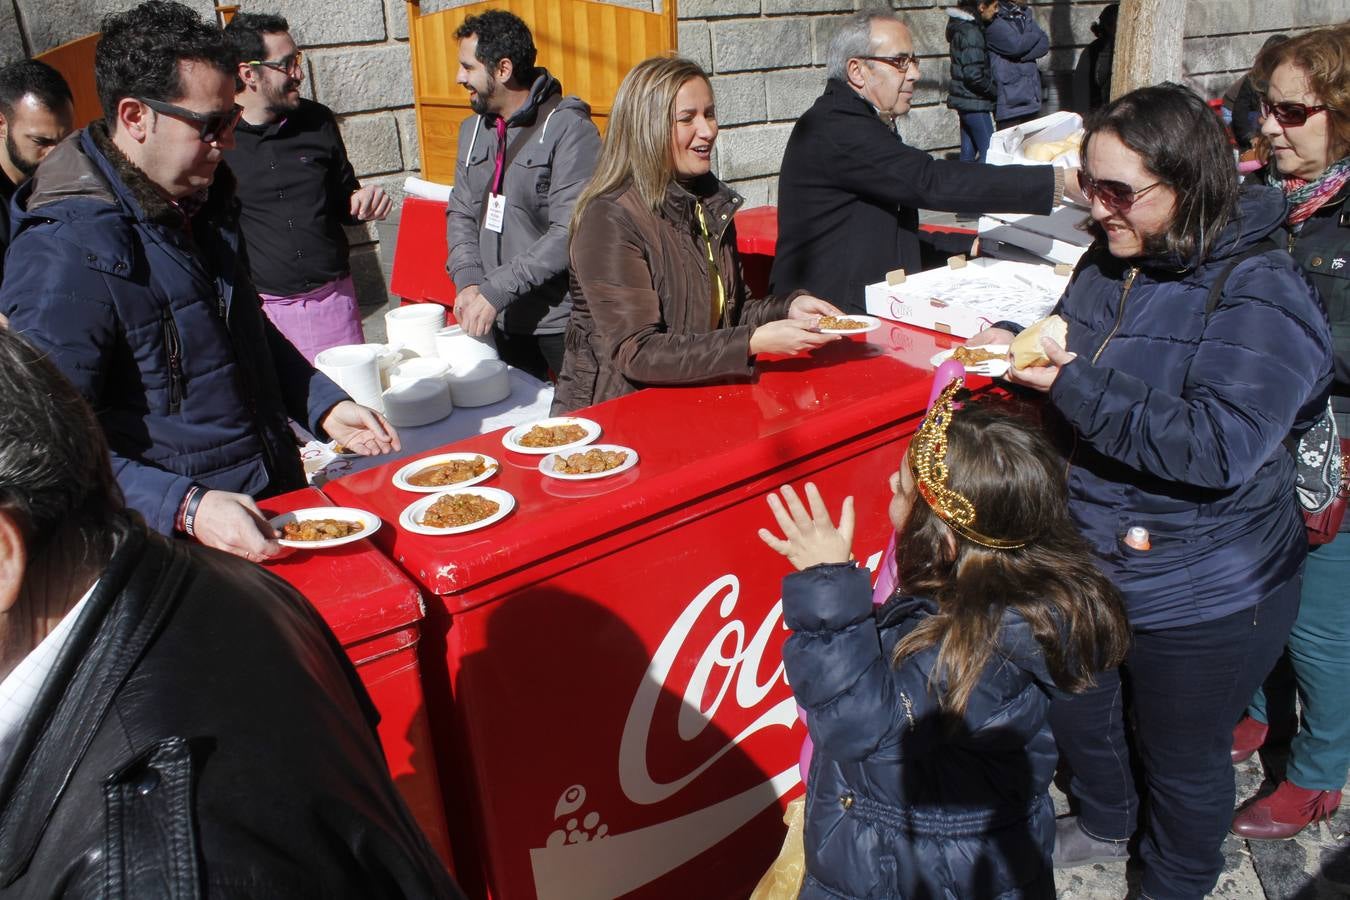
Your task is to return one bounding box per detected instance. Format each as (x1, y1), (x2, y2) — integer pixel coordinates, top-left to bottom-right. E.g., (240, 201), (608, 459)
(771, 10), (1078, 315)
(0, 60), (74, 288)
(223, 12), (392, 362)
(446, 9), (600, 381)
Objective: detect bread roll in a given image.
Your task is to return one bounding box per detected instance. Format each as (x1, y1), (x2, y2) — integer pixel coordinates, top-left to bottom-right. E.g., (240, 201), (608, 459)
(1010, 314), (1068, 369)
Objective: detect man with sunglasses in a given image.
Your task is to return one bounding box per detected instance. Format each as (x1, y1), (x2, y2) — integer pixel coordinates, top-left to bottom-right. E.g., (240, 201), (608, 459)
(222, 13), (392, 362)
(0, 1), (398, 565)
(771, 9), (1076, 315)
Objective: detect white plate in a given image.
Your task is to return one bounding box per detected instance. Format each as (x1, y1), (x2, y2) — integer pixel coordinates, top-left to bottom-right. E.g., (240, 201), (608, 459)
(930, 344), (1011, 378)
(270, 507), (381, 549)
(502, 416), (601, 455)
(399, 486), (516, 536)
(392, 452), (500, 493)
(539, 444), (639, 481)
(818, 314), (883, 334)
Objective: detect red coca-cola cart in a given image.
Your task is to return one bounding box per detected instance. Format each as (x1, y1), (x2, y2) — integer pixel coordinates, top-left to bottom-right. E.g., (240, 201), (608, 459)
(320, 323), (973, 898)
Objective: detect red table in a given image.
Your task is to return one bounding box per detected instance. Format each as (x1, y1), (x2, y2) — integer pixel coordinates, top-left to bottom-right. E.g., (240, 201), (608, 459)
(321, 324), (980, 898)
(256, 487), (454, 871)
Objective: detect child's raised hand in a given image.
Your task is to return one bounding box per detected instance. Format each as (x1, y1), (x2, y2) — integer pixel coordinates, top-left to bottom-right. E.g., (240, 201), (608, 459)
(758, 482), (855, 571)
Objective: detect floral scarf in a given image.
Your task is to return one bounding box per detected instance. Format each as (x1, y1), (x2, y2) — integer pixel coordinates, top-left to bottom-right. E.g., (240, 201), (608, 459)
(1267, 155), (1350, 226)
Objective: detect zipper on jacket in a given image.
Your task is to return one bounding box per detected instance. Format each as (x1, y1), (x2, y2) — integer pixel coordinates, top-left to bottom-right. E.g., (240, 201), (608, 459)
(162, 309), (184, 414)
(1090, 266), (1138, 365)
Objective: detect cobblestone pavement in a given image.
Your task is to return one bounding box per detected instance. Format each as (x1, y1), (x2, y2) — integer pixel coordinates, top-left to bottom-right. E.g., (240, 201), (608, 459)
(1052, 750), (1350, 899)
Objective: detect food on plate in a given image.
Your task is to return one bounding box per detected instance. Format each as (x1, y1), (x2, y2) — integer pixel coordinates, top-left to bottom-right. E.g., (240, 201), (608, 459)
(331, 443), (350, 454)
(952, 345), (1006, 365)
(408, 455), (495, 487)
(818, 315), (869, 331)
(554, 448), (629, 475)
(282, 518), (364, 541)
(1010, 314), (1069, 369)
(518, 423), (587, 448)
(420, 493), (500, 529)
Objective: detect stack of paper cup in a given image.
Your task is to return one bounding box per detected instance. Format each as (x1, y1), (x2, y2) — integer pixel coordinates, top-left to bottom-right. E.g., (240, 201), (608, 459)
(435, 324), (499, 375)
(384, 304), (446, 359)
(314, 344), (384, 412)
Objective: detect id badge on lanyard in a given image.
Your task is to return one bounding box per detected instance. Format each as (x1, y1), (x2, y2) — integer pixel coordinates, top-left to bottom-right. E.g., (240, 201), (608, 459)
(485, 193), (507, 233)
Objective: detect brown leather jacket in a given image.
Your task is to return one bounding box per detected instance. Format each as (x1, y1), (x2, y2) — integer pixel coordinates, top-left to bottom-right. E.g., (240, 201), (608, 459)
(552, 175), (795, 412)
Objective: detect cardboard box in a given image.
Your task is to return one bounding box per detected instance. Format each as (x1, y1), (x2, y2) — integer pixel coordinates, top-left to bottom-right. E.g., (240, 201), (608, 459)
(977, 203), (1093, 267)
(987, 110), (1083, 168)
(865, 258), (1067, 339)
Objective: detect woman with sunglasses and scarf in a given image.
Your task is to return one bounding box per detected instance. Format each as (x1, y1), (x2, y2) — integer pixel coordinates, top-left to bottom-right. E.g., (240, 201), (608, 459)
(972, 83), (1333, 899)
(1228, 23), (1350, 841)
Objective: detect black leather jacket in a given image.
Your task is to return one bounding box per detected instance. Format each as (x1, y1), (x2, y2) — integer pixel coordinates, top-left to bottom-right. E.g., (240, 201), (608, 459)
(0, 522), (460, 899)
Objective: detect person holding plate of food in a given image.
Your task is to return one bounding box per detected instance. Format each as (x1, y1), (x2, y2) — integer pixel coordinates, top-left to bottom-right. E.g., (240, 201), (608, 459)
(552, 57), (844, 414)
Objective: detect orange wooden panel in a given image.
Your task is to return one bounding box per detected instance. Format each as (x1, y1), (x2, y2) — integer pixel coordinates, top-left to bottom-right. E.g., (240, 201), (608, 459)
(406, 0), (676, 185)
(33, 33), (102, 129)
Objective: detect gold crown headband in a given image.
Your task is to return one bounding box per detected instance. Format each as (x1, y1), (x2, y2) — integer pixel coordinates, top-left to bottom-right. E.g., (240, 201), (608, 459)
(907, 377), (1032, 551)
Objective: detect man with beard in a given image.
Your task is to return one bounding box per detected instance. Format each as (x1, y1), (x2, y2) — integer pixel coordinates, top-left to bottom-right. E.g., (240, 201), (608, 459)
(446, 10), (600, 381)
(222, 13), (392, 362)
(0, 60), (74, 286)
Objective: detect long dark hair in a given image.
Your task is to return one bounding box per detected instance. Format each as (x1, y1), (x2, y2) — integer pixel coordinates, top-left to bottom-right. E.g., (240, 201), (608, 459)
(892, 400), (1130, 716)
(1082, 82), (1241, 263)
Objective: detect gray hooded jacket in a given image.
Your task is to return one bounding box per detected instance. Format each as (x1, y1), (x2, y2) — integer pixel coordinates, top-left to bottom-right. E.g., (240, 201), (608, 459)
(445, 70), (600, 335)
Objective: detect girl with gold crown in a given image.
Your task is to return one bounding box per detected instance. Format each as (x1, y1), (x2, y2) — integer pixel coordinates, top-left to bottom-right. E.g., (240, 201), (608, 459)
(757, 381), (1130, 899)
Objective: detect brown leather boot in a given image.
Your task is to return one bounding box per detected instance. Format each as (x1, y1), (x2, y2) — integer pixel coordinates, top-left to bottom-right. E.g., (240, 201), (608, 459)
(1230, 715), (1268, 763)
(1231, 781), (1342, 840)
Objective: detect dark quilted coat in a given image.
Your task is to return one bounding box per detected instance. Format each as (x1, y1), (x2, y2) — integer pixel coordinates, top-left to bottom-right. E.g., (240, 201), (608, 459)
(945, 9), (998, 113)
(782, 563), (1058, 900)
(0, 124), (347, 535)
(1047, 185), (1333, 630)
(985, 1), (1049, 122)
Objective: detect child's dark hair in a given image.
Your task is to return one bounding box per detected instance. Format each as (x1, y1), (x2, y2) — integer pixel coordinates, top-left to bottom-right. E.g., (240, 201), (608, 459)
(892, 398), (1129, 715)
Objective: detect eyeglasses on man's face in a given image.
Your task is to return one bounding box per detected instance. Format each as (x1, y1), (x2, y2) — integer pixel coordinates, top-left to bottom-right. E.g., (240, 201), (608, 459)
(1259, 97), (1332, 128)
(1079, 172), (1164, 215)
(248, 50), (305, 75)
(138, 97), (244, 144)
(859, 54), (918, 73)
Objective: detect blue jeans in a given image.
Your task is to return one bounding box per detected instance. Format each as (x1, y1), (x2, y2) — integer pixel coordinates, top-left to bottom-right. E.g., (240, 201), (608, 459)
(958, 110), (994, 163)
(1049, 576), (1301, 900)
(1248, 532), (1350, 790)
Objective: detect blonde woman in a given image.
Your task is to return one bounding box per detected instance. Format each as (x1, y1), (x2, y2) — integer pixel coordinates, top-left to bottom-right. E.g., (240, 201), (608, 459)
(552, 57), (841, 413)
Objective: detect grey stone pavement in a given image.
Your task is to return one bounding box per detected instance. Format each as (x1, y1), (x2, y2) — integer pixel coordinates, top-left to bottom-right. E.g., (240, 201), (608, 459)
(1051, 750), (1350, 900)
(361, 220), (1349, 900)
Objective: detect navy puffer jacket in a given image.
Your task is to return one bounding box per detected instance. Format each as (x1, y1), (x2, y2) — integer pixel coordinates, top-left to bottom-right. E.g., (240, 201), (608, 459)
(1048, 185), (1333, 630)
(985, 1), (1049, 122)
(945, 9), (997, 113)
(1, 124), (347, 534)
(783, 563), (1058, 900)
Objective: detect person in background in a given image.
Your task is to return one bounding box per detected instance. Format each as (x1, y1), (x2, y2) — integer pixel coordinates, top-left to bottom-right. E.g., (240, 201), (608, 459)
(771, 10), (1077, 315)
(1222, 33), (1290, 153)
(446, 9), (600, 382)
(945, 0), (999, 164)
(1229, 23), (1350, 841)
(985, 0), (1049, 130)
(0, 1), (397, 565)
(0, 59), (73, 285)
(973, 83), (1332, 898)
(1072, 3), (1117, 113)
(553, 57), (841, 413)
(222, 13), (391, 363)
(0, 328), (461, 898)
(758, 386), (1129, 899)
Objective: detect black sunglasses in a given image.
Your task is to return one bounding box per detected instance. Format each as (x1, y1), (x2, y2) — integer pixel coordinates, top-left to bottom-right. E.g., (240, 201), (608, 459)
(138, 97), (243, 143)
(247, 50), (305, 75)
(859, 54), (918, 72)
(1080, 172), (1164, 214)
(1259, 97), (1332, 128)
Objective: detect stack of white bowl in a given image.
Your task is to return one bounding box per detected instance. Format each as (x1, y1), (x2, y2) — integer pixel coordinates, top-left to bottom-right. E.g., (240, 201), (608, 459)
(382, 357), (454, 427)
(435, 325), (512, 407)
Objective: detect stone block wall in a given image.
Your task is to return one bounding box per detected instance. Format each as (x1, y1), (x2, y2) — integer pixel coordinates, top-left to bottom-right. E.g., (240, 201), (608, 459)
(1, 0), (1343, 305)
